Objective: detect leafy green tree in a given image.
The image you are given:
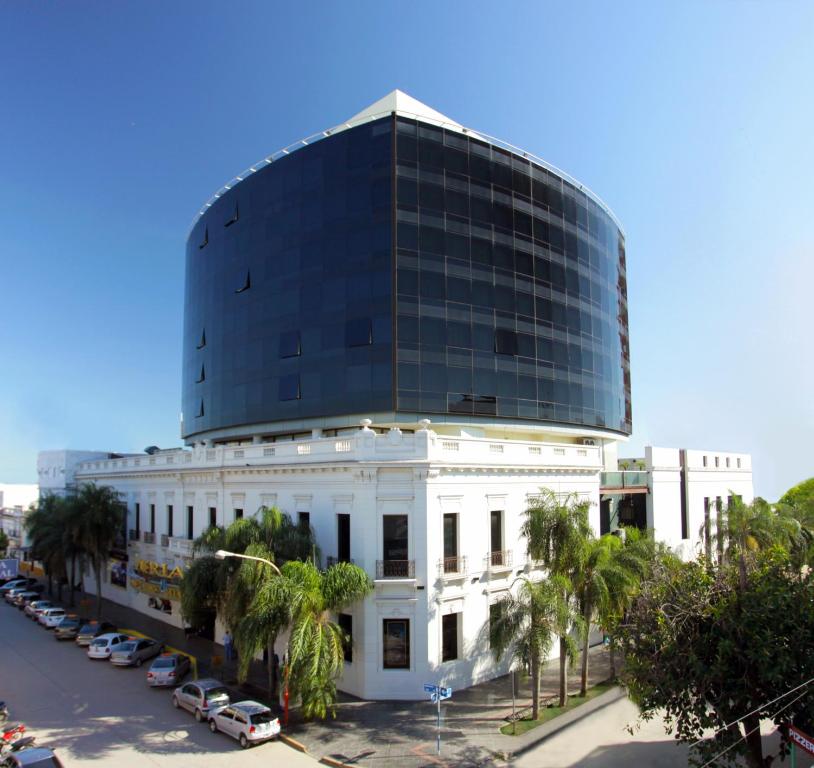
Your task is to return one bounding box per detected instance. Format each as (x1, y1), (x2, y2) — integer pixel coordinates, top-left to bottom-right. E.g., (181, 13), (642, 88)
(0, 530), (8, 557)
(619, 550), (814, 768)
(522, 489), (591, 707)
(25, 494), (69, 598)
(73, 483), (126, 619)
(489, 575), (559, 720)
(779, 477), (814, 509)
(62, 496), (86, 608)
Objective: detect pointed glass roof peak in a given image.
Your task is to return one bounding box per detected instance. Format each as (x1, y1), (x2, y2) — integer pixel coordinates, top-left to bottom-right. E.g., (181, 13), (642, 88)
(346, 90), (462, 129)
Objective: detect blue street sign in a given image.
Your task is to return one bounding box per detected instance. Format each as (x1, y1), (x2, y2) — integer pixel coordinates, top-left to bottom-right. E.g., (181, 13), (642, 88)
(424, 683), (438, 694)
(439, 687), (452, 699)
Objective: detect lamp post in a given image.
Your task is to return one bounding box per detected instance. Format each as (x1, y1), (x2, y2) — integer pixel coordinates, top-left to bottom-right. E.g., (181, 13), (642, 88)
(214, 548), (285, 722)
(214, 549), (282, 575)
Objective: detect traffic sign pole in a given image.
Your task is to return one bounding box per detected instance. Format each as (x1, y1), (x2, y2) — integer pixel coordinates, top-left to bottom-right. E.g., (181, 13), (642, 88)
(436, 684), (442, 755)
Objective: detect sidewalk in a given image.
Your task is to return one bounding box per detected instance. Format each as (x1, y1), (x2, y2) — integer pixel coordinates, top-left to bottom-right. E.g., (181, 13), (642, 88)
(74, 589), (622, 767)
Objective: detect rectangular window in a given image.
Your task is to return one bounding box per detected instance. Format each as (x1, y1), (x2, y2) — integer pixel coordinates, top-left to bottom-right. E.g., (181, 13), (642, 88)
(234, 508), (243, 521)
(167, 505), (173, 538)
(337, 513), (351, 562)
(715, 496), (723, 564)
(298, 511), (310, 529)
(703, 498), (711, 560)
(279, 374), (301, 401)
(186, 506), (194, 540)
(494, 328), (518, 356)
(150, 504), (156, 534)
(209, 507), (217, 529)
(442, 613), (459, 662)
(383, 618), (410, 669)
(703, 455), (708, 468)
(726, 457), (730, 468)
(490, 510), (503, 561)
(135, 503), (141, 536)
(346, 317), (372, 347)
(489, 602), (506, 649)
(383, 515), (409, 562)
(715, 456), (720, 468)
(279, 330), (301, 358)
(338, 613), (353, 663)
(443, 513), (458, 572)
(737, 457), (742, 469)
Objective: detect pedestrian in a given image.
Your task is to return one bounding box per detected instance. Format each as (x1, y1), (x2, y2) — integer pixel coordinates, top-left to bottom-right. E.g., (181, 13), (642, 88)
(223, 629), (233, 661)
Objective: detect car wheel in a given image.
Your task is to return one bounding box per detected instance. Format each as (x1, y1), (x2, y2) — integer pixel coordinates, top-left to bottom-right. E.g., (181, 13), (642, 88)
(194, 708), (203, 722)
(209, 719), (218, 733)
(136, 658), (143, 668)
(239, 734), (249, 749)
(172, 696), (180, 709)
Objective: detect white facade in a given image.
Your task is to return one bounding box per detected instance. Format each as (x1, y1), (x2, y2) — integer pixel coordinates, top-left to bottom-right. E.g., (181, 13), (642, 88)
(72, 423), (605, 700)
(36, 450), (115, 496)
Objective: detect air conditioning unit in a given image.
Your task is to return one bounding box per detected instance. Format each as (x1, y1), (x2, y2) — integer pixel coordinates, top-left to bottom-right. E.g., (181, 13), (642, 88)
(581, 438), (596, 446)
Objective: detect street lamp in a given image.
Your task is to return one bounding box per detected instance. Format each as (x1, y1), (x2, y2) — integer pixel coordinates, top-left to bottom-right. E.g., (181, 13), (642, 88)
(214, 549), (282, 575)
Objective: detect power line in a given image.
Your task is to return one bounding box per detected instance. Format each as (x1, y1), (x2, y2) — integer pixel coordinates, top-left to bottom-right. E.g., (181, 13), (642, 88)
(689, 676), (814, 749)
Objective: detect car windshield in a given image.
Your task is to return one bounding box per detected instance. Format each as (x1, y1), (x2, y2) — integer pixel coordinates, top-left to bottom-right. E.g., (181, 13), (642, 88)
(58, 619), (78, 627)
(205, 687), (229, 701)
(118, 642), (137, 652)
(250, 712), (274, 724)
(152, 659), (174, 669)
(90, 638), (107, 647)
(79, 624), (97, 633)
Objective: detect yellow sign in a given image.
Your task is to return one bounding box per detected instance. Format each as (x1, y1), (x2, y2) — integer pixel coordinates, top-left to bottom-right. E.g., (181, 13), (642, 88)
(134, 560), (184, 583)
(130, 576), (182, 602)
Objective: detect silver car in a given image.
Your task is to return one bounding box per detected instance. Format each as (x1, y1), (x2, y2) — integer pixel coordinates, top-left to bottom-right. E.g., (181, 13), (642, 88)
(87, 632), (130, 659)
(171, 678), (230, 722)
(208, 700), (280, 748)
(147, 653), (190, 686)
(110, 637), (163, 667)
(38, 607), (67, 628)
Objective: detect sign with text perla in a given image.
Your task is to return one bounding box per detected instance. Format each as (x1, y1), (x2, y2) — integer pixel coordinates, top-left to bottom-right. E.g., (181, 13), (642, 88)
(0, 560), (19, 580)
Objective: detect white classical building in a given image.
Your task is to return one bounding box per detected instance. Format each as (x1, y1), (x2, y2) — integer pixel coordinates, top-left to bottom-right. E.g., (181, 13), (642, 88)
(0, 483), (39, 557)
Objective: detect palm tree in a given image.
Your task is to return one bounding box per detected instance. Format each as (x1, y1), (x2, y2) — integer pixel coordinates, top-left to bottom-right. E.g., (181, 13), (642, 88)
(522, 489), (592, 707)
(73, 483), (126, 619)
(489, 575), (561, 720)
(256, 559), (371, 719)
(180, 506), (318, 696)
(25, 494), (68, 598)
(0, 530), (8, 557)
(61, 496), (86, 608)
(575, 533), (646, 695)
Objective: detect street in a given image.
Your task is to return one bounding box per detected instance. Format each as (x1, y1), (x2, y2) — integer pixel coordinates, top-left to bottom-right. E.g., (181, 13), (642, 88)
(0, 602), (319, 767)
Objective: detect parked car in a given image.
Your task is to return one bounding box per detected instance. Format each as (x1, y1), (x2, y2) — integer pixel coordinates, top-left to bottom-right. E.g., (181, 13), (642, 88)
(110, 637), (163, 668)
(53, 616), (85, 641)
(0, 746), (65, 767)
(0, 579), (35, 595)
(4, 589), (30, 605)
(87, 633), (129, 659)
(147, 653), (191, 686)
(75, 622), (117, 647)
(24, 601), (52, 619)
(37, 608), (66, 629)
(13, 592), (42, 609)
(172, 679), (230, 722)
(208, 701), (280, 749)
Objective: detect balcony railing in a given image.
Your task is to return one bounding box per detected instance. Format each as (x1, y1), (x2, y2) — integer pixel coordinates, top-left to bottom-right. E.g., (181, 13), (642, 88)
(438, 555), (467, 577)
(326, 556), (354, 568)
(168, 537), (194, 557)
(160, 534), (170, 548)
(142, 531), (156, 544)
(128, 529), (139, 542)
(376, 560), (415, 579)
(600, 471), (649, 489)
(485, 550), (513, 570)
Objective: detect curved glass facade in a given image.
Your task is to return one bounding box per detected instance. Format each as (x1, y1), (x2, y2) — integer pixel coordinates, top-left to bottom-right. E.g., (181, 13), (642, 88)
(182, 115), (631, 441)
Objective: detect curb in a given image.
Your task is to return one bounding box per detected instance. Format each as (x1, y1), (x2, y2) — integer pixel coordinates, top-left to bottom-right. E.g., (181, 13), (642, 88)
(508, 685), (627, 758)
(280, 734), (309, 753)
(320, 758), (348, 767)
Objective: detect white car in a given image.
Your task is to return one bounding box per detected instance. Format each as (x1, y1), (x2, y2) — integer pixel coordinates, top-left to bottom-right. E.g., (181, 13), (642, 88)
(24, 600), (52, 619)
(87, 632), (130, 659)
(208, 700), (280, 749)
(38, 607), (67, 628)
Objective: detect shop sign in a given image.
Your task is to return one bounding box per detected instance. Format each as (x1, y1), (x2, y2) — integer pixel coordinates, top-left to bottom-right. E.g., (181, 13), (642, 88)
(129, 559), (185, 602)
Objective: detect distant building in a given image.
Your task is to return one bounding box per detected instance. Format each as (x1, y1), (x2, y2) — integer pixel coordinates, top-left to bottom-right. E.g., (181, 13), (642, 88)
(0, 483), (39, 557)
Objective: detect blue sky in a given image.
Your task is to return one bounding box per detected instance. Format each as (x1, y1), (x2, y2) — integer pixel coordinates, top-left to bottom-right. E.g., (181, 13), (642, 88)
(1, 1), (811, 500)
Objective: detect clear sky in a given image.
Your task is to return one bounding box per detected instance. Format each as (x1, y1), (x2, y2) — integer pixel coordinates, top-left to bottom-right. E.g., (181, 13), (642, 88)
(1, 1), (811, 500)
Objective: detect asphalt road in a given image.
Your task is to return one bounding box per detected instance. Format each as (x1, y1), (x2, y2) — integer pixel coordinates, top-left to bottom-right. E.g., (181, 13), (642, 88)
(0, 601), (319, 767)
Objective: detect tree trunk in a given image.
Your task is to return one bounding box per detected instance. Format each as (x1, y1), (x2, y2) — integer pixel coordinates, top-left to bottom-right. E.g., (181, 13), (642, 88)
(559, 635), (568, 707)
(93, 560), (103, 619)
(267, 633), (277, 700)
(57, 577), (63, 602)
(531, 650), (540, 720)
(47, 571), (53, 597)
(69, 557), (76, 608)
(742, 713), (764, 768)
(580, 601), (591, 695)
(609, 640), (616, 679)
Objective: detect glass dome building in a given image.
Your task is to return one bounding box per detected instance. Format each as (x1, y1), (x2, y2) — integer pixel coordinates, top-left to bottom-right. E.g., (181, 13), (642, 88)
(182, 91), (631, 444)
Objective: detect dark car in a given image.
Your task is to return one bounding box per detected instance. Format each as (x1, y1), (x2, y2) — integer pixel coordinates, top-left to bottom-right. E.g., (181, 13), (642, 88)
(75, 621), (117, 647)
(53, 615), (86, 640)
(0, 579), (36, 595)
(0, 747), (66, 767)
